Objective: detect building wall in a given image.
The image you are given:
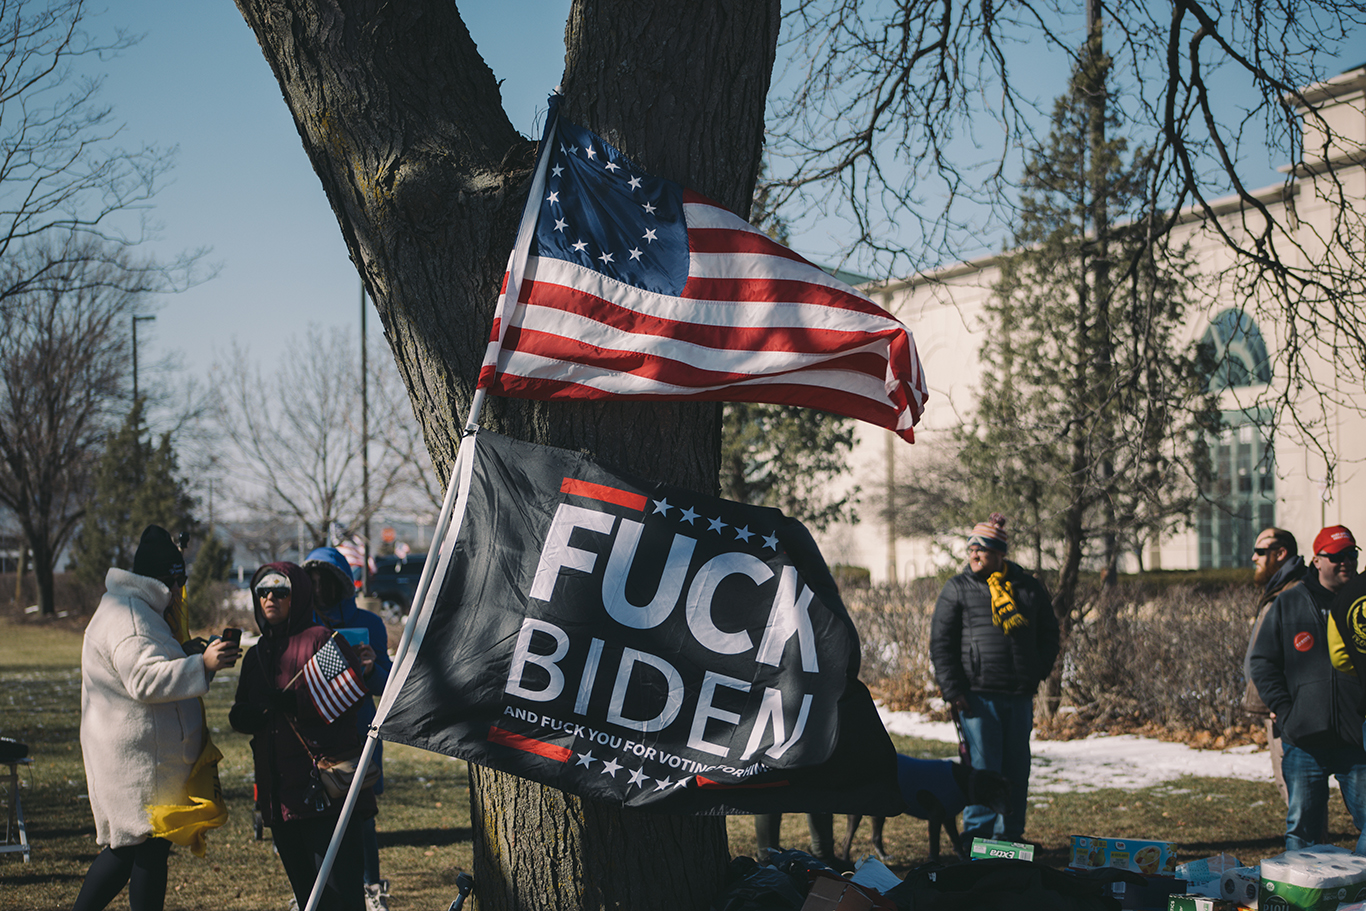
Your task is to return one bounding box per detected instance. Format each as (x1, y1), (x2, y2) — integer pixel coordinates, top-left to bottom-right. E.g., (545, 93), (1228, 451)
(816, 67), (1366, 582)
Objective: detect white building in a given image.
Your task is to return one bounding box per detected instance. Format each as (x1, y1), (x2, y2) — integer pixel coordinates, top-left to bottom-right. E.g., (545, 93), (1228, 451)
(818, 65), (1366, 582)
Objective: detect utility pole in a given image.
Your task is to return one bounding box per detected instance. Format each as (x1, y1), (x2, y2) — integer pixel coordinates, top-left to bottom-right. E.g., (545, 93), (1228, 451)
(131, 314), (156, 404)
(361, 278), (370, 596)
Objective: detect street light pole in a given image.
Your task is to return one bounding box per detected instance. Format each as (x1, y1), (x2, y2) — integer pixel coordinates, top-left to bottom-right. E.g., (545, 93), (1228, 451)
(131, 314), (156, 404)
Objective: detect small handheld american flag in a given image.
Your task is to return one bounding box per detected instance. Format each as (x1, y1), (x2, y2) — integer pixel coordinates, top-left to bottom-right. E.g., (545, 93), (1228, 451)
(302, 634), (367, 724)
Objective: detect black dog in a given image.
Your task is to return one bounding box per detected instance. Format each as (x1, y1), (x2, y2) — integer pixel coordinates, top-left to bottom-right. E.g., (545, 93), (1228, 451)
(841, 755), (1011, 863)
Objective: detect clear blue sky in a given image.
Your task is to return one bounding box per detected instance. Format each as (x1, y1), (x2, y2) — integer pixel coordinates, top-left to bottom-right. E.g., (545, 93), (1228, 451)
(102, 2), (1362, 387)
(105, 1), (571, 380)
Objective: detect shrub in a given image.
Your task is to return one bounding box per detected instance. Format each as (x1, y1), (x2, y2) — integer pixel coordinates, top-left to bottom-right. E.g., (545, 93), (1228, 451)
(849, 576), (1262, 740)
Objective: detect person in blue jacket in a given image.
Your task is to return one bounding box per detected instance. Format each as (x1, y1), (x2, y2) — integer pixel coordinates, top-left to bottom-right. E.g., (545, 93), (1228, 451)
(304, 546), (393, 911)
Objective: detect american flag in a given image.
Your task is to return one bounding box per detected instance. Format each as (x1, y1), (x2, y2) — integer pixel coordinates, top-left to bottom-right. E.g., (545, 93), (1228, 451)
(334, 534), (375, 579)
(478, 100), (928, 441)
(302, 635), (367, 724)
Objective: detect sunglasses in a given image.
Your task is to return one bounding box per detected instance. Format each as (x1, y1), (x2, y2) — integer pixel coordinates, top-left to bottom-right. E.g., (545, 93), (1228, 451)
(1318, 549), (1360, 565)
(256, 587), (292, 599)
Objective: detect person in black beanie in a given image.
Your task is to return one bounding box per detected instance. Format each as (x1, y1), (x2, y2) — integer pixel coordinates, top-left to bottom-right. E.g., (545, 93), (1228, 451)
(75, 525), (241, 911)
(930, 513), (1059, 844)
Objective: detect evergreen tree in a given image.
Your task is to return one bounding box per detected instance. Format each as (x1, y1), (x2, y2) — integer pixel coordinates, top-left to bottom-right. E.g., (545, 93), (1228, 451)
(952, 37), (1218, 685)
(720, 403), (857, 530)
(719, 165), (859, 530)
(184, 533), (233, 629)
(71, 399), (198, 586)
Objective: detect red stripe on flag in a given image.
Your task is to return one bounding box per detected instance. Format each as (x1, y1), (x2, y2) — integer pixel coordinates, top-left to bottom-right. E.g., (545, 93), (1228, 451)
(560, 477), (647, 511)
(488, 726), (572, 762)
(694, 776), (791, 789)
(524, 268), (889, 323)
(516, 284), (895, 355)
(678, 277), (893, 318)
(491, 371), (913, 440)
(503, 326), (901, 389)
(687, 228), (810, 264)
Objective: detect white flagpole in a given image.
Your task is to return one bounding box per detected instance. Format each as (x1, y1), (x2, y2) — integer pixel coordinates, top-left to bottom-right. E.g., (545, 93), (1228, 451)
(302, 434), (477, 911)
(467, 100), (560, 431)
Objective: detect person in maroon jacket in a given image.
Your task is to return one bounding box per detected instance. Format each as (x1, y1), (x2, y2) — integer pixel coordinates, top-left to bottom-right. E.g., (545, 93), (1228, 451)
(230, 562), (375, 911)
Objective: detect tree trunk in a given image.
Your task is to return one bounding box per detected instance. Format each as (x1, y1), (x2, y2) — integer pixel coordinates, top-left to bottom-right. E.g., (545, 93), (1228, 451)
(29, 534), (56, 616)
(231, 1), (780, 907)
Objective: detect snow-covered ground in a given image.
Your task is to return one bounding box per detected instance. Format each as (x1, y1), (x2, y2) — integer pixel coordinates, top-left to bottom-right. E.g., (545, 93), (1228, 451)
(878, 706), (1280, 794)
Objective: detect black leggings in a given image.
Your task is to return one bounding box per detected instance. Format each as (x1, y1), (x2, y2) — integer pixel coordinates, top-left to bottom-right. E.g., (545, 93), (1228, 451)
(273, 814), (365, 911)
(71, 837), (172, 911)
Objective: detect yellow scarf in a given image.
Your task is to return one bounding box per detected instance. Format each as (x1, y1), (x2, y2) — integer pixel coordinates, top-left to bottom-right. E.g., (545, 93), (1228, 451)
(987, 571), (1029, 635)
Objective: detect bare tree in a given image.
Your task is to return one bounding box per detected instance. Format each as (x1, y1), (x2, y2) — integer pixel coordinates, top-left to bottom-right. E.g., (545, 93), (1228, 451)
(0, 238), (164, 615)
(0, 0), (200, 614)
(232, 1), (779, 907)
(369, 342), (444, 518)
(214, 326), (411, 549)
(770, 1), (1366, 472)
(0, 0), (195, 311)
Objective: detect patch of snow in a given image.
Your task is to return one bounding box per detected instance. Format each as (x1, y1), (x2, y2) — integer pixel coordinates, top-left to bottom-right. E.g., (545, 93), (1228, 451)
(878, 706), (1284, 793)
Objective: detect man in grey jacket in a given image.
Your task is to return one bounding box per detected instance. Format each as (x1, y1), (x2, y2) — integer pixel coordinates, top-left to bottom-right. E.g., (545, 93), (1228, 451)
(1250, 525), (1366, 852)
(930, 513), (1060, 843)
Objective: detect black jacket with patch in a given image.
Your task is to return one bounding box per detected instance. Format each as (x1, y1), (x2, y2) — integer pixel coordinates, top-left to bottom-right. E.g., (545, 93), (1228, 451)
(1249, 570), (1366, 750)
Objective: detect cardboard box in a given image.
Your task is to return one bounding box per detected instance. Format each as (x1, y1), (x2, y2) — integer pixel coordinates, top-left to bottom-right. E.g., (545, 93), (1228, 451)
(1071, 835), (1179, 876)
(1167, 896), (1236, 911)
(969, 837), (1035, 861)
(799, 872), (895, 911)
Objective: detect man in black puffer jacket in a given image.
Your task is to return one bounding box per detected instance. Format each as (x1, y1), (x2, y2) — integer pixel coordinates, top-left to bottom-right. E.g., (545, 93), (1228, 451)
(930, 513), (1060, 844)
(1250, 524), (1366, 853)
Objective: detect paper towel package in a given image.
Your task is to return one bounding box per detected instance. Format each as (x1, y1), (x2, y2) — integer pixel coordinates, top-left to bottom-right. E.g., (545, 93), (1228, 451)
(1259, 846), (1366, 910)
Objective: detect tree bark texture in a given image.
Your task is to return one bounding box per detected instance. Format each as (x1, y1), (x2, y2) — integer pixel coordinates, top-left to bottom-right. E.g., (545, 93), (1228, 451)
(231, 2), (781, 908)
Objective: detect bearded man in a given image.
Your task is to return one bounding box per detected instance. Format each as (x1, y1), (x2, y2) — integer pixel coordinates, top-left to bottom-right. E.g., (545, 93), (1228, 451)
(1243, 527), (1308, 804)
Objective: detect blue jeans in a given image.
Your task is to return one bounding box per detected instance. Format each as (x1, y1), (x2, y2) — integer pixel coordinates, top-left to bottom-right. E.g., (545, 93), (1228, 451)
(959, 692), (1034, 841)
(1282, 739), (1366, 853)
(362, 815), (381, 884)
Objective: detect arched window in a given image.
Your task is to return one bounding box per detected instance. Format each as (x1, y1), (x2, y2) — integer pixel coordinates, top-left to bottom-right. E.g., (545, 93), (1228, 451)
(1197, 310), (1275, 567)
(1200, 309), (1271, 391)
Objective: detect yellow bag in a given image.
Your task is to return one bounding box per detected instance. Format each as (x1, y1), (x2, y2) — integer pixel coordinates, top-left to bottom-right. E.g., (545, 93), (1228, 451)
(146, 731), (228, 857)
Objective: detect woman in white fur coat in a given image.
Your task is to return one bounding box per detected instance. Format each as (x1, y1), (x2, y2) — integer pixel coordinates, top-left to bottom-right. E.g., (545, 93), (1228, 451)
(73, 526), (240, 911)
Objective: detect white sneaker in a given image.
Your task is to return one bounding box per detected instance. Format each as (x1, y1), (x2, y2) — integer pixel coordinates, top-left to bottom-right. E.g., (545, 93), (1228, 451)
(364, 880), (390, 911)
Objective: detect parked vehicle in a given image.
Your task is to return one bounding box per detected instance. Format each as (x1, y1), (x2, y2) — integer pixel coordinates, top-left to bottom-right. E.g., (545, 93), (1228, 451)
(366, 553), (426, 616)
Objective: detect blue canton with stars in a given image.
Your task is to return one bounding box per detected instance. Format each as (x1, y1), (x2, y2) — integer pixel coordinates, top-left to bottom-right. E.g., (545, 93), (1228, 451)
(314, 638), (350, 681)
(533, 117), (689, 296)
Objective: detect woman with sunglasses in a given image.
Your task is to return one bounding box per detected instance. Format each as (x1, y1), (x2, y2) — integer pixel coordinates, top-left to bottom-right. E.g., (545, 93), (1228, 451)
(230, 562), (375, 911)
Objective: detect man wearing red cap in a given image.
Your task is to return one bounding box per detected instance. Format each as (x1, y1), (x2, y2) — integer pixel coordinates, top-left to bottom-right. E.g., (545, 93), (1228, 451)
(1250, 525), (1366, 852)
(930, 513), (1060, 844)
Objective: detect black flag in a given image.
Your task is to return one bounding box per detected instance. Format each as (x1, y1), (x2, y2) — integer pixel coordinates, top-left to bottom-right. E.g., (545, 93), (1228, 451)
(378, 431), (902, 815)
